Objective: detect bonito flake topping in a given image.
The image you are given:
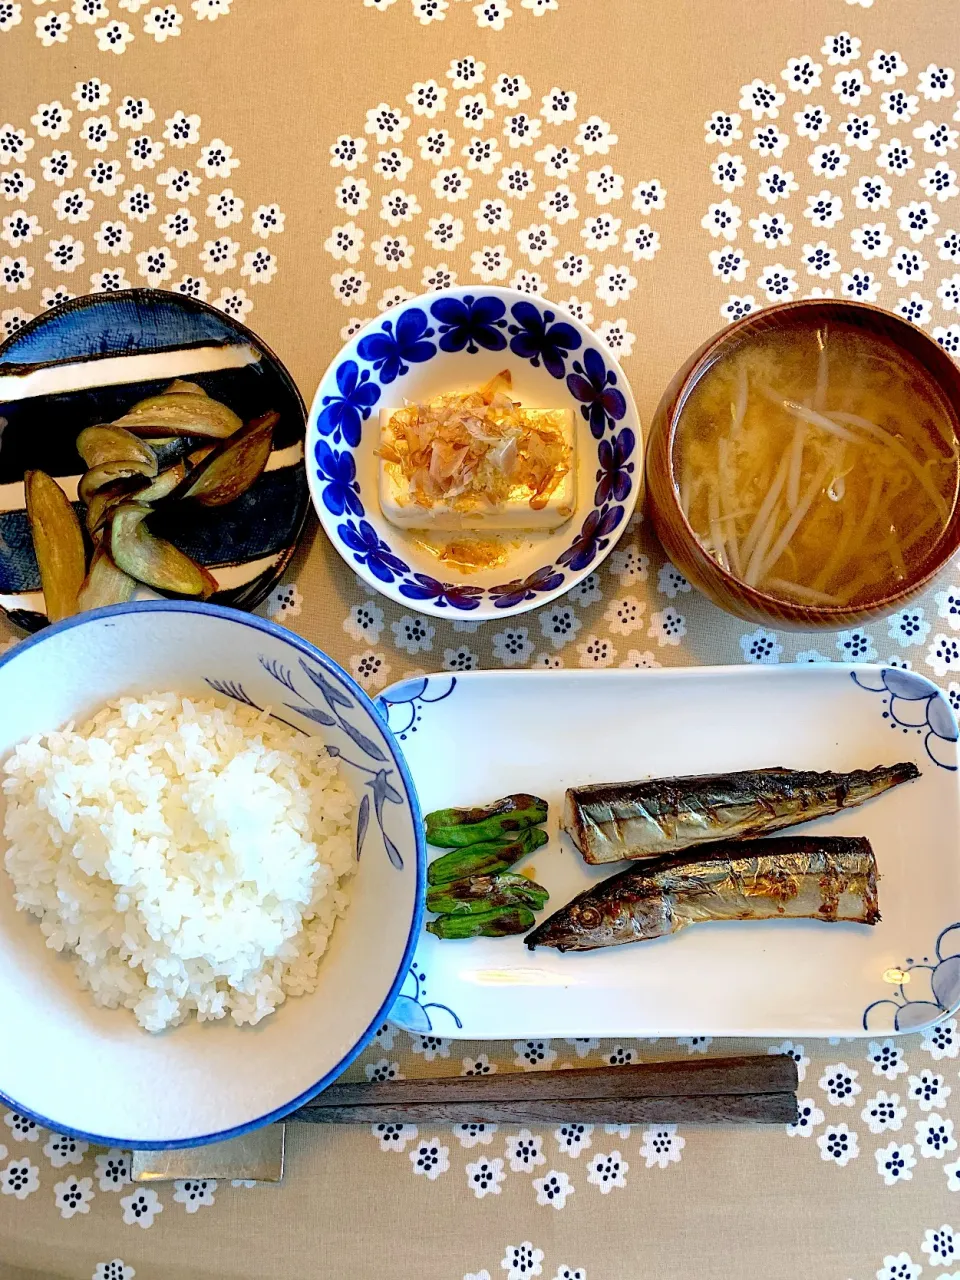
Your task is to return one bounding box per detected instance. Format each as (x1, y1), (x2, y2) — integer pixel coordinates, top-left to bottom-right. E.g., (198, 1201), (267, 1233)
(377, 370), (572, 514)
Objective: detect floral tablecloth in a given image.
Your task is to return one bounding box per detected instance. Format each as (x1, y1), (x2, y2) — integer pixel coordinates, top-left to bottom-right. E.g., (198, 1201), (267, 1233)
(3, 0), (960, 1276)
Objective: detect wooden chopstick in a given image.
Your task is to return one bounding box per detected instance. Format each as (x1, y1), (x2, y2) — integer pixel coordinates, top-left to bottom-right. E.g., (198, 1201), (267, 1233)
(304, 1054), (797, 1104)
(294, 1093), (798, 1125)
(291, 1054), (799, 1126)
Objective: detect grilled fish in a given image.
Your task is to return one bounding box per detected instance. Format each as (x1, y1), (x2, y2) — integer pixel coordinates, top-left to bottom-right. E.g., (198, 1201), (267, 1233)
(525, 836), (880, 952)
(562, 764), (919, 865)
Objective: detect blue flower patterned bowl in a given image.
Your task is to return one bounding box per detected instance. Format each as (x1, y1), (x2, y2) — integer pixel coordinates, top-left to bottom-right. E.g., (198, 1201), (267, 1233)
(0, 601), (423, 1147)
(306, 288), (642, 619)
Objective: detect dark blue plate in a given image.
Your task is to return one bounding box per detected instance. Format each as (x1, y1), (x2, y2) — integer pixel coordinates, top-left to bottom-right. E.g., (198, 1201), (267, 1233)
(0, 289), (309, 633)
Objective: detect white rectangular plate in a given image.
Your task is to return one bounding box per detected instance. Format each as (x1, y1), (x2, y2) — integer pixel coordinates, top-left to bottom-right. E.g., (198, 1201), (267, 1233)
(378, 665), (960, 1040)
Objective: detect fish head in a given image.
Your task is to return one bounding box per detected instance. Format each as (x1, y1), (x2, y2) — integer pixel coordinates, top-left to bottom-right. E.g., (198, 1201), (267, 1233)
(530, 888), (672, 951)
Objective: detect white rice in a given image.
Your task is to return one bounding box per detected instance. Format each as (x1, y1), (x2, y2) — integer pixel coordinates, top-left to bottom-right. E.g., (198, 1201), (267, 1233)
(1, 692), (356, 1033)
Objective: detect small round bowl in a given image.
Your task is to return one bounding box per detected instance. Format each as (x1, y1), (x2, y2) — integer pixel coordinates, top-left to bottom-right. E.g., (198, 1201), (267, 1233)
(307, 287), (642, 620)
(645, 299), (960, 629)
(0, 289), (310, 633)
(0, 602), (423, 1147)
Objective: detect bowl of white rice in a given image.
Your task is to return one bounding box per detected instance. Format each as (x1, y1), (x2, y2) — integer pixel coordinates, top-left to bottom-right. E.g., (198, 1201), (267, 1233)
(0, 601), (424, 1148)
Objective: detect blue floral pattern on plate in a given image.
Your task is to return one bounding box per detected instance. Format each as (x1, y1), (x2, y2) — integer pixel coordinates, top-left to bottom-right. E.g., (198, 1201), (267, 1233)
(356, 308), (436, 385)
(506, 300), (581, 378)
(314, 441), (363, 517)
(431, 293), (507, 354)
(489, 564), (566, 609)
(864, 923), (960, 1031)
(595, 428), (636, 506)
(337, 519), (411, 584)
(307, 289), (640, 616)
(317, 360), (380, 447)
(567, 346), (628, 438)
(851, 668), (959, 770)
(376, 674), (457, 741)
(558, 503), (625, 572)
(848, 669), (960, 1030)
(389, 961), (462, 1034)
(398, 575), (485, 610)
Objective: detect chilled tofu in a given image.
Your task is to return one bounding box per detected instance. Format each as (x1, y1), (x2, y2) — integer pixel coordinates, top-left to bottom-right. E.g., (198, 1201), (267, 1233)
(378, 406), (577, 532)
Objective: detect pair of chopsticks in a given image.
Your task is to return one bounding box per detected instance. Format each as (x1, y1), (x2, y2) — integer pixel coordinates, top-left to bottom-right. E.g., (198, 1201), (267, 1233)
(292, 1054), (799, 1126)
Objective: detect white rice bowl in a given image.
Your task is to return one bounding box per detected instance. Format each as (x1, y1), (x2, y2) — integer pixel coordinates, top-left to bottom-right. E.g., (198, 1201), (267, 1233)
(2, 692), (356, 1034)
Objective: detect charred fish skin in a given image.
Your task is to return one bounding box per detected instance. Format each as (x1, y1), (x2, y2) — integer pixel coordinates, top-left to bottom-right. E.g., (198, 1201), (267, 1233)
(562, 764), (919, 864)
(525, 836), (880, 953)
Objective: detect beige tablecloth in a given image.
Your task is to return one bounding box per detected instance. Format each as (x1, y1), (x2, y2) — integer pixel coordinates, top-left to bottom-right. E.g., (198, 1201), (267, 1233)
(3, 0), (960, 1276)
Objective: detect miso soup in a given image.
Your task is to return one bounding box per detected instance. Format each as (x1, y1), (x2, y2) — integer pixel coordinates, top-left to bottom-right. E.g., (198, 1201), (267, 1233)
(674, 320), (960, 608)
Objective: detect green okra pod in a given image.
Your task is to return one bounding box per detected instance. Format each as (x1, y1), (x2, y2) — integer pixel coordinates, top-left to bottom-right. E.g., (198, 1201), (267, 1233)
(426, 905), (536, 940)
(425, 793), (549, 848)
(426, 872), (550, 916)
(426, 826), (549, 886)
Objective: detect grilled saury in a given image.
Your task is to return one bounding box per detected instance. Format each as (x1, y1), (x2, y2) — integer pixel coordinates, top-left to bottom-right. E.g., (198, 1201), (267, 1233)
(525, 836), (880, 952)
(562, 764), (919, 864)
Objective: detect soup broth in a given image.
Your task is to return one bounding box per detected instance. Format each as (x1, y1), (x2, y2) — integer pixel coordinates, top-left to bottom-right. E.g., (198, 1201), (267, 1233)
(674, 320), (960, 608)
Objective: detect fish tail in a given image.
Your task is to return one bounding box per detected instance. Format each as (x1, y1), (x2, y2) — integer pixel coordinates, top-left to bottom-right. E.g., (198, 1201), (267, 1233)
(844, 761), (921, 805)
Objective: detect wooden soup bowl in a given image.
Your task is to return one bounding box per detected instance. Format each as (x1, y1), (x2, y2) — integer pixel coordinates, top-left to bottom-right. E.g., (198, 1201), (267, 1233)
(644, 299), (960, 630)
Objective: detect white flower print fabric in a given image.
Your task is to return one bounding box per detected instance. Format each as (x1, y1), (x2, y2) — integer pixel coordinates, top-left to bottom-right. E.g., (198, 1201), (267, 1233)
(362, 0), (560, 28)
(702, 37), (960, 335)
(0, 83), (284, 317)
(325, 61), (662, 319)
(0, 0), (234, 55)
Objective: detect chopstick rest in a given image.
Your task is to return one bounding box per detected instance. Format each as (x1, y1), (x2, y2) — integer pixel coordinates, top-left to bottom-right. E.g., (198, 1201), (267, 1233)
(130, 1125), (286, 1184)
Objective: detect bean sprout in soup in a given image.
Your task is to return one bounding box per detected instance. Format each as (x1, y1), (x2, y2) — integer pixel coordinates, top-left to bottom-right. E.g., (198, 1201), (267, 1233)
(673, 320), (960, 608)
